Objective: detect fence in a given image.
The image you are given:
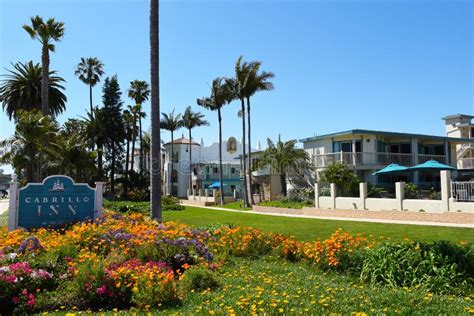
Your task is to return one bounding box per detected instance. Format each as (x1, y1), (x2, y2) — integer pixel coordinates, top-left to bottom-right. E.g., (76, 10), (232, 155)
(451, 181), (474, 202)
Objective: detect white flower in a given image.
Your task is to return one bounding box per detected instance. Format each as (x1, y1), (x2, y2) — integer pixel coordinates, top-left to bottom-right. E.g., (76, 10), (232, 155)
(0, 266), (10, 273)
(7, 253), (17, 260)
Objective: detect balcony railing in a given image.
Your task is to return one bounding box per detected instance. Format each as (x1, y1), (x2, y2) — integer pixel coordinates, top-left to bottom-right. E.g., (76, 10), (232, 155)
(312, 152), (448, 168)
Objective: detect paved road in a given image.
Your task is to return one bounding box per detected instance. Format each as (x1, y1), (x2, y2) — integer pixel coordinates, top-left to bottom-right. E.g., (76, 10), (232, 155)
(0, 200), (9, 215)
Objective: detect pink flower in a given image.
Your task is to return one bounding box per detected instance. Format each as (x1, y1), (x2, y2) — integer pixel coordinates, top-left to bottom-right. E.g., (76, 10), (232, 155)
(22, 288), (28, 295)
(96, 285), (107, 295)
(11, 296), (19, 304)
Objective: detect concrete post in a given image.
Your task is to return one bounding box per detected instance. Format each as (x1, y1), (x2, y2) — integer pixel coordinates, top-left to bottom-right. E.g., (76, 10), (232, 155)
(233, 189), (237, 199)
(395, 182), (405, 211)
(360, 182), (367, 210)
(8, 176), (18, 231)
(187, 188), (191, 197)
(212, 189), (218, 203)
(94, 182), (105, 218)
(205, 189), (209, 197)
(440, 170), (450, 211)
(314, 182), (320, 208)
(199, 188), (204, 197)
(192, 189), (197, 196)
(330, 183), (336, 209)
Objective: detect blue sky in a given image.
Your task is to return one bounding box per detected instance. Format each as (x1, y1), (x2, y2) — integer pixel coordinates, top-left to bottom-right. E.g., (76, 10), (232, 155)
(0, 0), (473, 174)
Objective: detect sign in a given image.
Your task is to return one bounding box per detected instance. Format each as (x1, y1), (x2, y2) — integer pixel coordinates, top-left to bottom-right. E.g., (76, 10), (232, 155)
(8, 175), (104, 231)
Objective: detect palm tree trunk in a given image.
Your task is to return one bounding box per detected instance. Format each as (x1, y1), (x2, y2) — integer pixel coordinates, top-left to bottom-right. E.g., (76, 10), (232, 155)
(280, 173), (287, 197)
(89, 84), (95, 150)
(139, 115), (144, 173)
(124, 134), (130, 196)
(246, 97), (255, 205)
(130, 117), (137, 172)
(218, 108), (225, 205)
(188, 128), (192, 192)
(41, 44), (49, 115)
(240, 98), (249, 207)
(150, 0), (162, 220)
(170, 130), (174, 196)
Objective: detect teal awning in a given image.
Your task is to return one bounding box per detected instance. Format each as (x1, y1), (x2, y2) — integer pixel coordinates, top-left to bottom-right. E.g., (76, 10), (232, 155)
(408, 160), (456, 171)
(208, 181), (228, 188)
(372, 164), (408, 175)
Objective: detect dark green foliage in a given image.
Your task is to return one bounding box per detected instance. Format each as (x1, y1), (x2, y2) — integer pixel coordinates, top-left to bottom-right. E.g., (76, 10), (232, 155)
(320, 162), (360, 197)
(103, 197), (184, 214)
(405, 182), (418, 199)
(180, 266), (220, 292)
(258, 198), (312, 209)
(360, 241), (474, 294)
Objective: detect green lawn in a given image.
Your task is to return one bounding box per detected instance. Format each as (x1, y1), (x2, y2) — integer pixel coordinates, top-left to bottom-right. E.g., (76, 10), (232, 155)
(165, 206), (474, 243)
(166, 256), (472, 315)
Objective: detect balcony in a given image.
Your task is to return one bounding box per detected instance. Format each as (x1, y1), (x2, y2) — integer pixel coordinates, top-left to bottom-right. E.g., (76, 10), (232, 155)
(312, 152), (448, 168)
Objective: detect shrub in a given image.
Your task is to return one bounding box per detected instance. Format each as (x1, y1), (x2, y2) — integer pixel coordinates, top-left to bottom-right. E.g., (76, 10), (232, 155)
(180, 266), (220, 293)
(405, 183), (418, 199)
(258, 198), (312, 209)
(320, 162), (360, 197)
(360, 241), (473, 294)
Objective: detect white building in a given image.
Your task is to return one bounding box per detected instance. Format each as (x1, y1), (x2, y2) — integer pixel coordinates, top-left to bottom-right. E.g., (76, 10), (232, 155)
(162, 135), (255, 197)
(300, 114), (474, 188)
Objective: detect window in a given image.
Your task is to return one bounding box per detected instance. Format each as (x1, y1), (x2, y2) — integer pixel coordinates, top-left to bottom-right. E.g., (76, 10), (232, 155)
(389, 143), (411, 154)
(213, 167), (218, 173)
(231, 167), (236, 174)
(206, 166), (210, 174)
(193, 168), (198, 175)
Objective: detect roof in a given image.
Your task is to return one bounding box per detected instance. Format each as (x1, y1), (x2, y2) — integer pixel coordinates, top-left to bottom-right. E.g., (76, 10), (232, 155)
(299, 129), (474, 143)
(164, 136), (200, 146)
(442, 114), (474, 121)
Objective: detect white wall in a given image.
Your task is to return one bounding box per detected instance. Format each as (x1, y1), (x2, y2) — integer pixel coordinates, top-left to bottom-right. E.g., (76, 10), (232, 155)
(365, 198), (399, 211)
(335, 197), (363, 210)
(403, 199), (444, 213)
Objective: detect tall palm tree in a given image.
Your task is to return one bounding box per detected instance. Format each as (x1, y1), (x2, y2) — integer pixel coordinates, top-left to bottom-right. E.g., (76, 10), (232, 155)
(123, 109), (134, 195)
(244, 61), (274, 204)
(225, 56), (252, 207)
(128, 80), (150, 173)
(142, 131), (151, 170)
(197, 78), (232, 205)
(182, 106), (209, 192)
(74, 57), (105, 119)
(161, 109), (183, 196)
(150, 0), (162, 220)
(259, 135), (309, 197)
(23, 16), (65, 115)
(0, 61), (66, 120)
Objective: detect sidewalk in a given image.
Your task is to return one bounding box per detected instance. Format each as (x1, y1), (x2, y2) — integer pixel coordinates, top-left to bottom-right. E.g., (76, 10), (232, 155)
(0, 200), (9, 215)
(180, 203), (474, 228)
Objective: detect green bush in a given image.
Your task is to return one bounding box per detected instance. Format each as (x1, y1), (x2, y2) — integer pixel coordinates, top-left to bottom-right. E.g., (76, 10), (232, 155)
(359, 241), (473, 294)
(103, 196), (184, 213)
(180, 266), (220, 293)
(258, 198), (312, 209)
(405, 183), (418, 199)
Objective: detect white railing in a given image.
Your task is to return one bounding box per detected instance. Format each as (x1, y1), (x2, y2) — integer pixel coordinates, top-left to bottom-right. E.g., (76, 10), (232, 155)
(312, 152), (450, 168)
(458, 158), (474, 169)
(451, 181), (474, 202)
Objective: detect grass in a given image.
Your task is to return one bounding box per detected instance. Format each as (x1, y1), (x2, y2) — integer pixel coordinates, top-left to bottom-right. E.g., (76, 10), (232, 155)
(167, 256), (473, 315)
(164, 206), (474, 243)
(258, 199), (313, 209)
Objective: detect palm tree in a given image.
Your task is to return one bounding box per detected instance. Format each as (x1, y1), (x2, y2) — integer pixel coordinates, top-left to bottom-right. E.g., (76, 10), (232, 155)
(128, 80), (150, 173)
(23, 16), (65, 115)
(142, 131), (151, 170)
(161, 109), (183, 196)
(123, 109), (134, 195)
(259, 135), (309, 197)
(0, 110), (58, 182)
(74, 57), (105, 119)
(182, 106), (209, 192)
(149, 0), (162, 220)
(197, 78), (232, 205)
(0, 61), (66, 120)
(244, 61), (274, 204)
(225, 56), (252, 207)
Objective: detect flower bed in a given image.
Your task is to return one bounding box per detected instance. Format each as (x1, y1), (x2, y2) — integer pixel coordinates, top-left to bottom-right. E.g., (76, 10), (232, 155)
(0, 210), (472, 313)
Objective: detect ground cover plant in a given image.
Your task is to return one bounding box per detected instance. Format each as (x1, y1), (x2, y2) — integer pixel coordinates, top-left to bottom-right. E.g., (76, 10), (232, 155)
(258, 198), (313, 209)
(0, 207), (473, 314)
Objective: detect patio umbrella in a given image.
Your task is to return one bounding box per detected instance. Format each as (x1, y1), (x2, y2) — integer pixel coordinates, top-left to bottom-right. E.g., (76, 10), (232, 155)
(208, 181), (228, 188)
(408, 160), (456, 171)
(372, 164), (408, 175)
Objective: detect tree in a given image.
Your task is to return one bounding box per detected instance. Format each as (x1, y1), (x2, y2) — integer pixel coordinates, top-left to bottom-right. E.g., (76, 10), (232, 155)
(320, 162), (360, 197)
(0, 61), (66, 120)
(160, 109), (183, 196)
(102, 76), (126, 195)
(0, 110), (58, 182)
(128, 104), (139, 172)
(225, 56), (252, 207)
(259, 135), (309, 197)
(123, 109), (134, 196)
(197, 78), (232, 205)
(23, 16), (65, 115)
(74, 57), (105, 119)
(244, 61), (274, 205)
(182, 106), (209, 192)
(150, 0), (162, 220)
(82, 106), (107, 178)
(128, 80), (150, 173)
